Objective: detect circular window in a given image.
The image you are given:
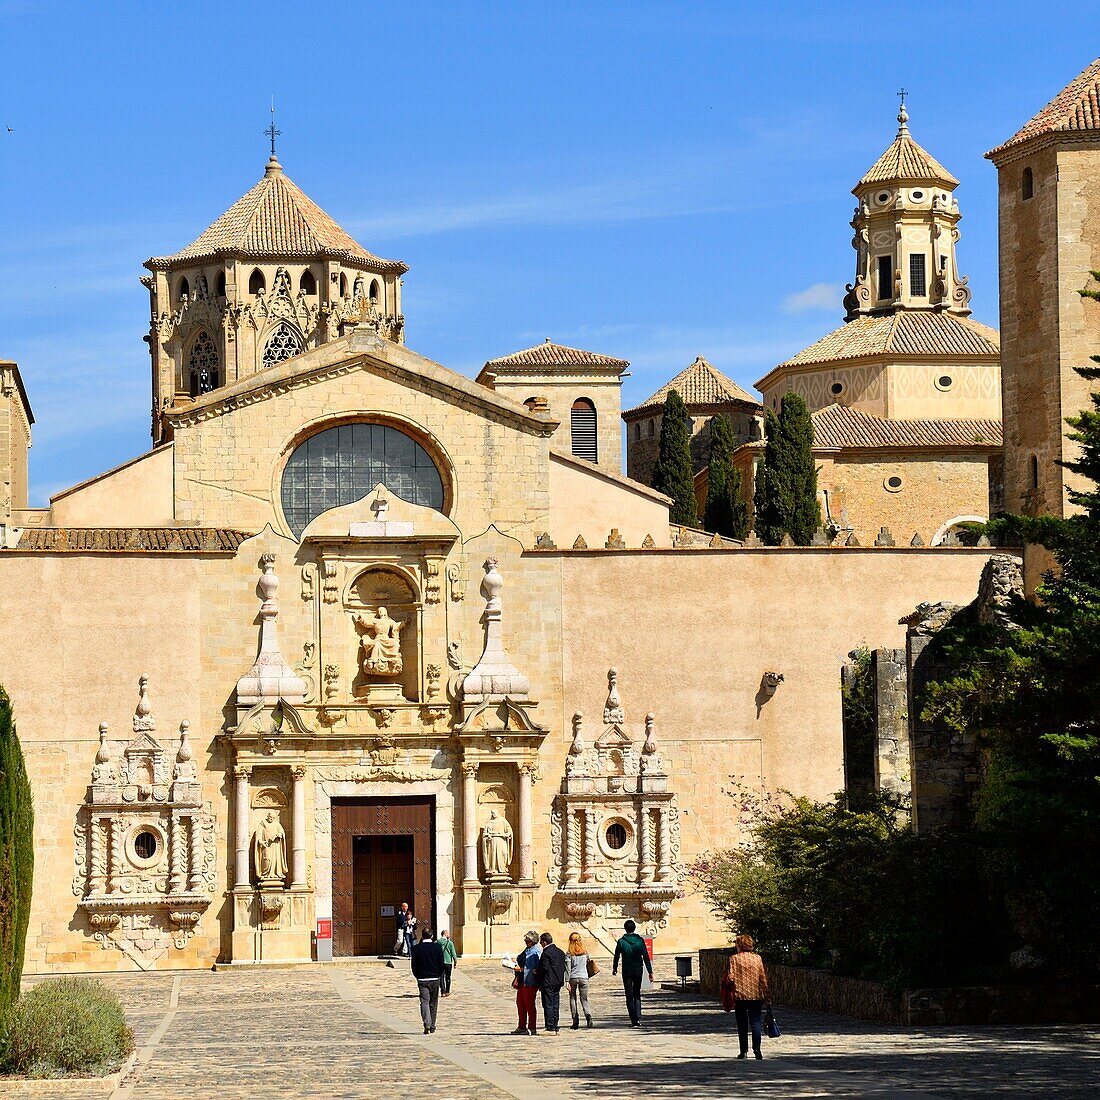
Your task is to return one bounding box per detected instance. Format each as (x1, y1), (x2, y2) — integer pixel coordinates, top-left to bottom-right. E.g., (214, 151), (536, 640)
(884, 475), (904, 493)
(605, 822), (628, 851)
(830, 381), (844, 396)
(876, 191), (890, 204)
(134, 831), (157, 860)
(912, 190), (924, 201)
(935, 374), (954, 391)
(281, 422), (446, 537)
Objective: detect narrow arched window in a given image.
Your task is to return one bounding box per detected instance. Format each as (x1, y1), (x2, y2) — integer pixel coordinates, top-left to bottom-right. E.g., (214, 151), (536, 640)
(177, 276), (190, 303)
(369, 279), (380, 304)
(1029, 453), (1039, 489)
(1022, 167), (1034, 201)
(262, 322), (304, 368)
(300, 269), (317, 295)
(215, 271), (227, 298)
(633, 422), (641, 441)
(570, 398), (598, 463)
(248, 268), (266, 295)
(339, 273), (348, 298)
(187, 330), (220, 397)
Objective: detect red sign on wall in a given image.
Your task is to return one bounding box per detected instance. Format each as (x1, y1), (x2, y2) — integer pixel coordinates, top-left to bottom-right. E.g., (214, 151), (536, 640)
(316, 920), (332, 940)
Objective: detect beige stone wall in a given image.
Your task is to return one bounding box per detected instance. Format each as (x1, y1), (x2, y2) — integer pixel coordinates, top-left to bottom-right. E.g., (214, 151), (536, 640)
(547, 451), (670, 548)
(49, 446), (175, 527)
(761, 362), (887, 416)
(818, 452), (993, 545)
(1, 362), (32, 519)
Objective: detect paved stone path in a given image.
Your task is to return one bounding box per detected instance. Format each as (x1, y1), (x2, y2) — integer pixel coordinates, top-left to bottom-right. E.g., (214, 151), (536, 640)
(16, 958), (1099, 1098)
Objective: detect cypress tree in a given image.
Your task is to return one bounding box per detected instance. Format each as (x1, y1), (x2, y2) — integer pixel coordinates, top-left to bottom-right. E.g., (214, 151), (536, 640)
(652, 389), (698, 527)
(704, 414), (750, 538)
(754, 391), (821, 545)
(0, 686), (34, 1020)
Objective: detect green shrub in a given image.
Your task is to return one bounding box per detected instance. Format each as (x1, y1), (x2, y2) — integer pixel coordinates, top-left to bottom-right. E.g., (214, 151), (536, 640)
(1, 977), (133, 1078)
(0, 686), (34, 1021)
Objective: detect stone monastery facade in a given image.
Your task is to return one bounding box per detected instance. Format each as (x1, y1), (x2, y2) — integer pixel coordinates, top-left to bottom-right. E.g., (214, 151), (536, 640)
(0, 59), (1097, 971)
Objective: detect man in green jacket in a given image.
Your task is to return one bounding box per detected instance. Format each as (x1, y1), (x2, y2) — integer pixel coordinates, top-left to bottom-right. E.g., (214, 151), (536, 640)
(611, 920), (653, 1026)
(439, 929), (458, 997)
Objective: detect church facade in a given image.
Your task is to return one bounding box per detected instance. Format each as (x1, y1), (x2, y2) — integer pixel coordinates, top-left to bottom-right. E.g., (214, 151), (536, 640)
(8, 53), (1099, 971)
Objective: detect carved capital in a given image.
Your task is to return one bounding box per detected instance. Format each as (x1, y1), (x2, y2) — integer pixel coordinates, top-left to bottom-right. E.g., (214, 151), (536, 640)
(232, 764), (252, 781)
(291, 764), (307, 780)
(461, 762), (478, 780)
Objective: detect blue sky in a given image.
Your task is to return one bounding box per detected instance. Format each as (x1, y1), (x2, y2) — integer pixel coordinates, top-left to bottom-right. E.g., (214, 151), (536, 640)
(0, 1), (1091, 504)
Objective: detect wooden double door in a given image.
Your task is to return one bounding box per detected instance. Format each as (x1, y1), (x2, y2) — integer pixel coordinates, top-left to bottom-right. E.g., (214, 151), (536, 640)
(331, 798), (434, 957)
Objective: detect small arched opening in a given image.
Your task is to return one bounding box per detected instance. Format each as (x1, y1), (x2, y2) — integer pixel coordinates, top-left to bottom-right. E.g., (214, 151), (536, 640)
(1029, 453), (1039, 490)
(215, 271), (227, 298)
(177, 276), (190, 303)
(248, 268), (266, 295)
(300, 269), (317, 295)
(1022, 167), (1034, 201)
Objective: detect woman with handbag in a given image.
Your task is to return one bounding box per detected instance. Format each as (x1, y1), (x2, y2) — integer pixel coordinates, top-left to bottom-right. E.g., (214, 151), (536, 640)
(566, 931), (597, 1029)
(512, 931), (542, 1035)
(726, 934), (770, 1060)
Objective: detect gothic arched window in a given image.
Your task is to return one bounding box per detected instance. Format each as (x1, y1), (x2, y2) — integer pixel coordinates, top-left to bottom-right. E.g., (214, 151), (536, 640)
(280, 422), (446, 537)
(570, 398), (598, 463)
(177, 276), (190, 303)
(369, 279), (380, 304)
(215, 271), (227, 298)
(300, 269), (317, 295)
(339, 273), (348, 298)
(187, 330), (220, 397)
(248, 268), (266, 295)
(262, 323), (304, 368)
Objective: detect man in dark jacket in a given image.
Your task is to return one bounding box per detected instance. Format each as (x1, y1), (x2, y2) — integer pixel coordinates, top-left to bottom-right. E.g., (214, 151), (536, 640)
(612, 920), (653, 1026)
(534, 932), (568, 1034)
(410, 927), (445, 1034)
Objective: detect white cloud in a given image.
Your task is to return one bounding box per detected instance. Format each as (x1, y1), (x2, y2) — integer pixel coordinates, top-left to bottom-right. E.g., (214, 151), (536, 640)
(782, 282), (843, 314)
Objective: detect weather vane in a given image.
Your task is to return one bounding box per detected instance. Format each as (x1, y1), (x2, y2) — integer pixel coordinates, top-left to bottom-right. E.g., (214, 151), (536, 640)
(265, 98), (281, 159)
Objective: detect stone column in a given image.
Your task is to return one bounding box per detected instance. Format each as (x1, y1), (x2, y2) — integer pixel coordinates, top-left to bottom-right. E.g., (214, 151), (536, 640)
(88, 816), (105, 895)
(233, 764), (251, 890)
(656, 804), (672, 883)
(187, 813), (203, 892)
(582, 808), (597, 883)
(561, 801), (576, 886)
(291, 765), (307, 889)
(639, 805), (655, 884)
(517, 763), (535, 883)
(461, 762), (478, 885)
(169, 811), (185, 894)
(107, 816), (121, 895)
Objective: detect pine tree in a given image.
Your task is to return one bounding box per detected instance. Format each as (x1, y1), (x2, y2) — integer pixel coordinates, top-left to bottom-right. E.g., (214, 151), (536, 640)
(703, 414), (750, 538)
(754, 392), (821, 545)
(652, 389), (698, 527)
(0, 686), (34, 1020)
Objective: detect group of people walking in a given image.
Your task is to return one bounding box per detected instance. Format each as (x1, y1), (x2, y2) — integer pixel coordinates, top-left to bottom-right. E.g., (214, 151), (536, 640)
(512, 919), (654, 1035)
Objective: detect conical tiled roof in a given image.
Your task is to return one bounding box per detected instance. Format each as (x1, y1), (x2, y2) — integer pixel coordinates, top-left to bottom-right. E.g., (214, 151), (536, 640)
(147, 157), (406, 272)
(987, 57), (1100, 157)
(856, 105), (958, 190)
(624, 356), (760, 416)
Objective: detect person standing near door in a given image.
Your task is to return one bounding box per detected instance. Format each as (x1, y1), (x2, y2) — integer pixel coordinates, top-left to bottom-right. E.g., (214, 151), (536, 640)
(534, 932), (567, 1035)
(410, 927), (445, 1034)
(395, 901), (412, 956)
(612, 920), (653, 1027)
(439, 930), (458, 996)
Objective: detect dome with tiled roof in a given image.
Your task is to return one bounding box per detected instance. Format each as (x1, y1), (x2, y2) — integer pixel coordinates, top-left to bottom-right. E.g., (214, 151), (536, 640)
(856, 103), (958, 190)
(623, 356), (759, 418)
(147, 156), (406, 273)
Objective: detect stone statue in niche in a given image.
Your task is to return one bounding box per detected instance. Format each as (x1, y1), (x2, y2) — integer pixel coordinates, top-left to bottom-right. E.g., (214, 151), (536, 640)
(253, 812), (288, 885)
(356, 607), (405, 677)
(481, 809), (514, 882)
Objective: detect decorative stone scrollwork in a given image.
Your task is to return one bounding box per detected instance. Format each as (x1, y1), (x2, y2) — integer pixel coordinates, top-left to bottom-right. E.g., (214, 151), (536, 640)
(549, 670), (681, 931)
(75, 678), (214, 964)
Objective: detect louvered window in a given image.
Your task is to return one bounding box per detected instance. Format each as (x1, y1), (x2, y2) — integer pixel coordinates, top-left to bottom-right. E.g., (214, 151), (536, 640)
(909, 254), (927, 297)
(570, 398), (598, 463)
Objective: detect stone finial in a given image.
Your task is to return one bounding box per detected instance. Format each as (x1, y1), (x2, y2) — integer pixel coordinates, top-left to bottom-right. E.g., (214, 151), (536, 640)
(605, 529), (626, 550)
(461, 559), (531, 703)
(811, 527), (828, 547)
(133, 675), (156, 733)
(642, 714), (657, 754)
(742, 531), (763, 548)
(603, 668), (626, 726)
(95, 722), (111, 765)
(572, 535), (588, 550)
(846, 532), (861, 547)
(569, 712), (586, 755)
(780, 533), (795, 548)
(236, 554), (308, 706)
(534, 532), (557, 549)
(910, 532), (925, 547)
(641, 534), (656, 549)
(173, 720), (197, 782)
(976, 533), (991, 548)
(874, 526), (896, 547)
(708, 532), (723, 547)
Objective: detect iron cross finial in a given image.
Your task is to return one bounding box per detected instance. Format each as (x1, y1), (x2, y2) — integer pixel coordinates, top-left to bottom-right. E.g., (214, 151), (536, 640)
(265, 98), (281, 159)
(896, 88), (909, 129)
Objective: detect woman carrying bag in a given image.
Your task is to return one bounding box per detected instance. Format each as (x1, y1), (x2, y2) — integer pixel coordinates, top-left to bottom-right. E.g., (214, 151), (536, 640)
(726, 934), (771, 1060)
(566, 931), (597, 1029)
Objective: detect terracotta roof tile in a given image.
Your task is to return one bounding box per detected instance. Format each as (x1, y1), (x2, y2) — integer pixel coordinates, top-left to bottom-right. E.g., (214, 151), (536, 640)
(9, 528), (252, 552)
(149, 159), (405, 272)
(625, 356), (760, 416)
(776, 311), (999, 370)
(858, 126), (958, 189)
(811, 403), (1002, 450)
(483, 339), (629, 371)
(988, 58), (1100, 157)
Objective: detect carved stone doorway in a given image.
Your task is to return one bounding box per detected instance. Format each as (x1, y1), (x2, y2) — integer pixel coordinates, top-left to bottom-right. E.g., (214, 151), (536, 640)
(331, 798), (434, 957)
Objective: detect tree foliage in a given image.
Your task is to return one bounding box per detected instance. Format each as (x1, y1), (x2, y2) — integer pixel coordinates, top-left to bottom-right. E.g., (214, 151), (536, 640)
(0, 687), (34, 1022)
(651, 389), (697, 527)
(754, 392), (821, 544)
(703, 414), (750, 538)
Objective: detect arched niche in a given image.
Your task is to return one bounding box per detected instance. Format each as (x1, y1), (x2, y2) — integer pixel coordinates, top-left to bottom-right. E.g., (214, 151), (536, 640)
(347, 565), (421, 702)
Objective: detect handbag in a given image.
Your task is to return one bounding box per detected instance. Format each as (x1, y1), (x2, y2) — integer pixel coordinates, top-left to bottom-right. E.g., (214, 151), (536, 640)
(764, 1004), (781, 1038)
(511, 972), (521, 990)
(586, 956), (600, 977)
(719, 977), (735, 1013)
